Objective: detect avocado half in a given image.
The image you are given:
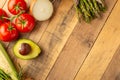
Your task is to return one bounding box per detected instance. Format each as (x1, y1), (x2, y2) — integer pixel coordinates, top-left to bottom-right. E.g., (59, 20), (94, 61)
(13, 39), (41, 60)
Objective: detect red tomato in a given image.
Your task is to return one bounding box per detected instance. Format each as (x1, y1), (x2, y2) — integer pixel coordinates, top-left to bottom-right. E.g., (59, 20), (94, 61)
(0, 22), (19, 42)
(0, 9), (8, 25)
(8, 0), (27, 15)
(15, 13), (35, 33)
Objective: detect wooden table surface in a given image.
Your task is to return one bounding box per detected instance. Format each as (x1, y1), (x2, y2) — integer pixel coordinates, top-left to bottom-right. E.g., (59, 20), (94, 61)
(3, 0), (120, 80)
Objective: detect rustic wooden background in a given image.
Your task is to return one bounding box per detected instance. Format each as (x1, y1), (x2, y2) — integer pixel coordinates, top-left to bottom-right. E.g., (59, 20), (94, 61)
(2, 0), (120, 80)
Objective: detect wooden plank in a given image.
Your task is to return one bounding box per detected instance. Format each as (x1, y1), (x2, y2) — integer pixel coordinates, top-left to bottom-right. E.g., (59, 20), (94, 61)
(46, 0), (118, 80)
(0, 0), (6, 8)
(75, 0), (120, 80)
(29, 0), (62, 43)
(6, 0), (78, 80)
(36, 3), (77, 80)
(101, 45), (120, 80)
(3, 0), (13, 17)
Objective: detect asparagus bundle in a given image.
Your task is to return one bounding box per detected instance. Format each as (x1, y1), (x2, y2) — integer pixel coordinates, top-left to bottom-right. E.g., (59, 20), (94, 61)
(74, 0), (106, 22)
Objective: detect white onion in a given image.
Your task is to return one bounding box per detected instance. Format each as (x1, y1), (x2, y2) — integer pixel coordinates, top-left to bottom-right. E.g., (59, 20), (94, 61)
(30, 0), (53, 21)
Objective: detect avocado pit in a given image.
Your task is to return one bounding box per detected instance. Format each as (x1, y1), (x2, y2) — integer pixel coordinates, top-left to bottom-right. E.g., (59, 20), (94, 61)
(19, 43), (31, 55)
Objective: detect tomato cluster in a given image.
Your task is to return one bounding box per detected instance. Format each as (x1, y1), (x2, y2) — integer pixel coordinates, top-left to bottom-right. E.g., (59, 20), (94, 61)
(0, 0), (35, 42)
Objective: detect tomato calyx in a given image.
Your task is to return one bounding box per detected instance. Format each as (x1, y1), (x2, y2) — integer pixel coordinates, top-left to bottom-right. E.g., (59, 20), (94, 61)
(18, 18), (26, 29)
(8, 23), (16, 32)
(21, 20), (26, 30)
(8, 0), (27, 15)
(14, 2), (24, 14)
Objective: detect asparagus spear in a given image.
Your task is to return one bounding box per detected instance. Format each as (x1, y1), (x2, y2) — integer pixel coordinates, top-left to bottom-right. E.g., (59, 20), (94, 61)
(92, 0), (100, 13)
(0, 43), (21, 80)
(75, 0), (106, 22)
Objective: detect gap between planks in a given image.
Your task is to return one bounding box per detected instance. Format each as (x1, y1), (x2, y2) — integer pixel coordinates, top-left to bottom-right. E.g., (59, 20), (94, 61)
(100, 45), (120, 80)
(46, 0), (118, 80)
(74, 0), (118, 80)
(74, 0), (120, 80)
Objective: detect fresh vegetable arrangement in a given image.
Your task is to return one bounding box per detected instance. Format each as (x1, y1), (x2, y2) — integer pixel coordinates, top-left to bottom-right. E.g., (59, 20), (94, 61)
(74, 0), (106, 22)
(0, 0), (32, 42)
(0, 0), (54, 42)
(0, 0), (107, 79)
(0, 43), (21, 80)
(0, 0), (45, 79)
(0, 0), (106, 42)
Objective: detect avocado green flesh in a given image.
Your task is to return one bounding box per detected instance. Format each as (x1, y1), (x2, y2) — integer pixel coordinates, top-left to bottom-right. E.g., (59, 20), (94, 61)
(14, 39), (41, 60)
(0, 43), (19, 80)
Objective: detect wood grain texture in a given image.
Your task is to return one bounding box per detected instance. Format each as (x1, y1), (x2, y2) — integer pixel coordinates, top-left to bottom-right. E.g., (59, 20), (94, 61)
(6, 0), (78, 80)
(46, 0), (118, 80)
(75, 0), (120, 80)
(37, 2), (77, 80)
(0, 0), (6, 8)
(1, 0), (120, 80)
(101, 45), (120, 80)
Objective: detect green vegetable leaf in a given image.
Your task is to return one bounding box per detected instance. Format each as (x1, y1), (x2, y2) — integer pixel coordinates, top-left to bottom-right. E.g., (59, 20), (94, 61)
(0, 43), (21, 80)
